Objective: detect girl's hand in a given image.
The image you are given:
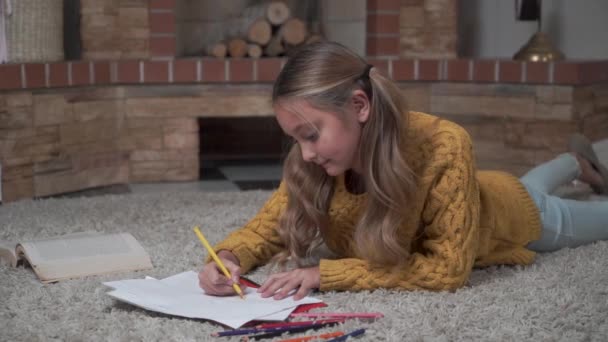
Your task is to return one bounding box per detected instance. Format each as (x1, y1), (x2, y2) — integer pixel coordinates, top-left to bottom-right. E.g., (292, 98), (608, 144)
(258, 266), (320, 301)
(198, 250), (243, 296)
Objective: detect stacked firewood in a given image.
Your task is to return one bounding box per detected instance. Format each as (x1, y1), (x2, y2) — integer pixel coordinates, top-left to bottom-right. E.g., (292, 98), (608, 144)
(206, 2), (322, 58)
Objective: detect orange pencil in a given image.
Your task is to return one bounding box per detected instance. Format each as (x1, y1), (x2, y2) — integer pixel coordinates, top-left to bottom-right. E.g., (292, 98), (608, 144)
(277, 331), (345, 342)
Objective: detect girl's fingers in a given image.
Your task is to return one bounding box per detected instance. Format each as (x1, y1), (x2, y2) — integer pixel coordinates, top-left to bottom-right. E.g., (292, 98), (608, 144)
(199, 262), (240, 296)
(293, 280), (314, 300)
(274, 277), (302, 300)
(259, 274), (290, 298)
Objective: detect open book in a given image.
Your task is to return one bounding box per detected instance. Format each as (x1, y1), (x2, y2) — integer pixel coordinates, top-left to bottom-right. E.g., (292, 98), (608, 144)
(0, 232), (153, 283)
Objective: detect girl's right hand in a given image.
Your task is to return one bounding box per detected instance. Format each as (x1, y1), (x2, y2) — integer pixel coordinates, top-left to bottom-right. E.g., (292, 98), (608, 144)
(198, 250), (243, 296)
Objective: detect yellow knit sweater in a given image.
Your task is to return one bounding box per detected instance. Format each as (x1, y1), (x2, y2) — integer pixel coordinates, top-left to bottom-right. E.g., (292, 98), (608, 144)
(213, 112), (542, 292)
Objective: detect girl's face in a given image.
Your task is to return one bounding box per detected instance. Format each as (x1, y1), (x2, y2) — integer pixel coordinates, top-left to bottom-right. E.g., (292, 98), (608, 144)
(275, 91), (370, 176)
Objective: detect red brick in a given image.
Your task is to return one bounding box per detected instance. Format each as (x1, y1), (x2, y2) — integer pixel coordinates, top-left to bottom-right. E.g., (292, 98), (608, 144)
(173, 59), (197, 82)
(229, 59), (253, 82)
(71, 61), (90, 86)
(447, 59), (469, 81)
(202, 59), (225, 82)
(49, 63), (69, 87)
(498, 60), (522, 83)
(580, 61), (608, 83)
(366, 36), (399, 56)
(367, 14), (399, 35)
(117, 61), (140, 83)
(367, 59), (389, 77)
(0, 64), (22, 89)
(553, 62), (580, 85)
(149, 12), (175, 34)
(144, 61), (169, 83)
(418, 60), (439, 81)
(256, 58), (282, 82)
(150, 0), (175, 10)
(526, 62), (549, 83)
(392, 60), (415, 81)
(368, 0), (400, 12)
(94, 62), (111, 84)
(473, 60), (495, 82)
(24, 63), (46, 88)
(150, 36), (176, 57)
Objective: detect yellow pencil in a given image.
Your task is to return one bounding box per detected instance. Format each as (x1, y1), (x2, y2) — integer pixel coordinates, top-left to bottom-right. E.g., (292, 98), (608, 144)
(193, 226), (245, 299)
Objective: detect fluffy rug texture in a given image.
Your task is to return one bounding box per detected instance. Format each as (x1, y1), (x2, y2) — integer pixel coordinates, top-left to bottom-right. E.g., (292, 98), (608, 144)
(1, 187), (607, 342)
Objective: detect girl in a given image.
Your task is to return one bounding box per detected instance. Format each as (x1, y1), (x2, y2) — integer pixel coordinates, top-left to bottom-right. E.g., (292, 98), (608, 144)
(199, 41), (608, 300)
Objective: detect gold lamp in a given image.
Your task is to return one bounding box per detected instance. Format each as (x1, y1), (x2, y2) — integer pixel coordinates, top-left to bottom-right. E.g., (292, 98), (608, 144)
(513, 0), (564, 62)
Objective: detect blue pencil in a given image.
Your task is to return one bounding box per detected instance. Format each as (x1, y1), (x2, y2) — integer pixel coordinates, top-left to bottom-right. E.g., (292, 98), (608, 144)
(325, 328), (366, 342)
(212, 321), (341, 337)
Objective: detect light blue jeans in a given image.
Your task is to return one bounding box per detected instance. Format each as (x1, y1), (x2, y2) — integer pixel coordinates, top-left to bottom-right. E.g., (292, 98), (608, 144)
(521, 153), (608, 252)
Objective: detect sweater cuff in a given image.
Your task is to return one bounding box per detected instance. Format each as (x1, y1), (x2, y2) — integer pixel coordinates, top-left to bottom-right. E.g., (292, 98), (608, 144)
(319, 258), (366, 291)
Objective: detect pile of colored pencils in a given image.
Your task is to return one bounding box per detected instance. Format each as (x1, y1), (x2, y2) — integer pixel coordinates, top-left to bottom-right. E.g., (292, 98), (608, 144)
(211, 312), (382, 341)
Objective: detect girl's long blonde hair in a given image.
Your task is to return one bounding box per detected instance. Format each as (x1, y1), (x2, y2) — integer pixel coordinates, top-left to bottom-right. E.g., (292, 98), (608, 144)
(272, 41), (416, 268)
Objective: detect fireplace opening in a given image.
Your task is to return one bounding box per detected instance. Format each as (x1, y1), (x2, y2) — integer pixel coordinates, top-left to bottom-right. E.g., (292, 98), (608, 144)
(198, 117), (291, 187)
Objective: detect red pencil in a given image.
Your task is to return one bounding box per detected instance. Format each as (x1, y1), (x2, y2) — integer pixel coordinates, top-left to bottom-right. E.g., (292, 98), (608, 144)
(256, 319), (345, 329)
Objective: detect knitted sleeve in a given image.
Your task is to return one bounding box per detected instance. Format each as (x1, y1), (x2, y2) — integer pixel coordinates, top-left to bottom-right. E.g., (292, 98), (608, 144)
(319, 126), (481, 292)
(209, 183), (288, 273)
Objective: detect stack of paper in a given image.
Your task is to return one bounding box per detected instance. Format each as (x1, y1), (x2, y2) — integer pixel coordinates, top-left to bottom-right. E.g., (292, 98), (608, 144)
(103, 271), (323, 328)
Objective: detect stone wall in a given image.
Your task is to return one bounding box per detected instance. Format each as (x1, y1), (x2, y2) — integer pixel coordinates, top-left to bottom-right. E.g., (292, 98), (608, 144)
(400, 0), (458, 58)
(81, 0), (150, 59)
(2, 82), (607, 202)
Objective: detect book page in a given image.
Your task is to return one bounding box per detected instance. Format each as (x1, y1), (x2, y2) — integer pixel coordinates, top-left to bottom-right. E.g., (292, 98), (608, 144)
(17, 233), (153, 283)
(0, 240), (17, 267)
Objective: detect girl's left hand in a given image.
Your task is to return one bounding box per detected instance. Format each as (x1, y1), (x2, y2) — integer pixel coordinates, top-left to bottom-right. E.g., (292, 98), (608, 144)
(258, 266), (320, 301)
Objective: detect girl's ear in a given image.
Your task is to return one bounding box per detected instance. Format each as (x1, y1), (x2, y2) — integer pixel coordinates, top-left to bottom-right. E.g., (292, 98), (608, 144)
(351, 89), (370, 123)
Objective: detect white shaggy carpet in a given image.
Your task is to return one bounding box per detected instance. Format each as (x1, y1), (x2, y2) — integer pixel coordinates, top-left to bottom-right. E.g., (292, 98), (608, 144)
(1, 188), (607, 341)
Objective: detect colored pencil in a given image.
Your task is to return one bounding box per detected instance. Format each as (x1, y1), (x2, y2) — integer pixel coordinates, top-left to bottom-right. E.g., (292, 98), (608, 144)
(255, 319), (344, 329)
(325, 328), (366, 342)
(290, 312), (383, 319)
(212, 320), (341, 337)
(193, 226), (244, 299)
(239, 276), (260, 288)
(277, 330), (345, 342)
(239, 321), (342, 341)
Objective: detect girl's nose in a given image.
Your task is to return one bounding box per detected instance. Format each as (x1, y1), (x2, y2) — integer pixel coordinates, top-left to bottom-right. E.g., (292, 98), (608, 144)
(301, 146), (316, 162)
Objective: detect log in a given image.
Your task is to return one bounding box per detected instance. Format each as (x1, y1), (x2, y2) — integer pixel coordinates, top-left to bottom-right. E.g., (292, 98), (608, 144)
(227, 38), (248, 58)
(305, 34), (323, 45)
(228, 17), (271, 46)
(247, 44), (263, 58)
(266, 1), (290, 25)
(206, 42), (227, 58)
(280, 18), (308, 46)
(246, 18), (272, 45)
(264, 33), (285, 57)
(241, 2), (290, 26)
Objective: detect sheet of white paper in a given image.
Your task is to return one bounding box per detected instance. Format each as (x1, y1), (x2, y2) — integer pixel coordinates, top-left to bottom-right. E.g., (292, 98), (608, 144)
(142, 274), (290, 321)
(104, 271), (322, 328)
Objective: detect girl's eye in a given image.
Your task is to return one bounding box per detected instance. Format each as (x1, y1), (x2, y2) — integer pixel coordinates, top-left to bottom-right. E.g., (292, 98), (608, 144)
(305, 132), (318, 141)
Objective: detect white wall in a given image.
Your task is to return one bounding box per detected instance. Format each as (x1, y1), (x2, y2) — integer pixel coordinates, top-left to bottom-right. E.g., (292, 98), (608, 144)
(459, 0), (608, 60)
